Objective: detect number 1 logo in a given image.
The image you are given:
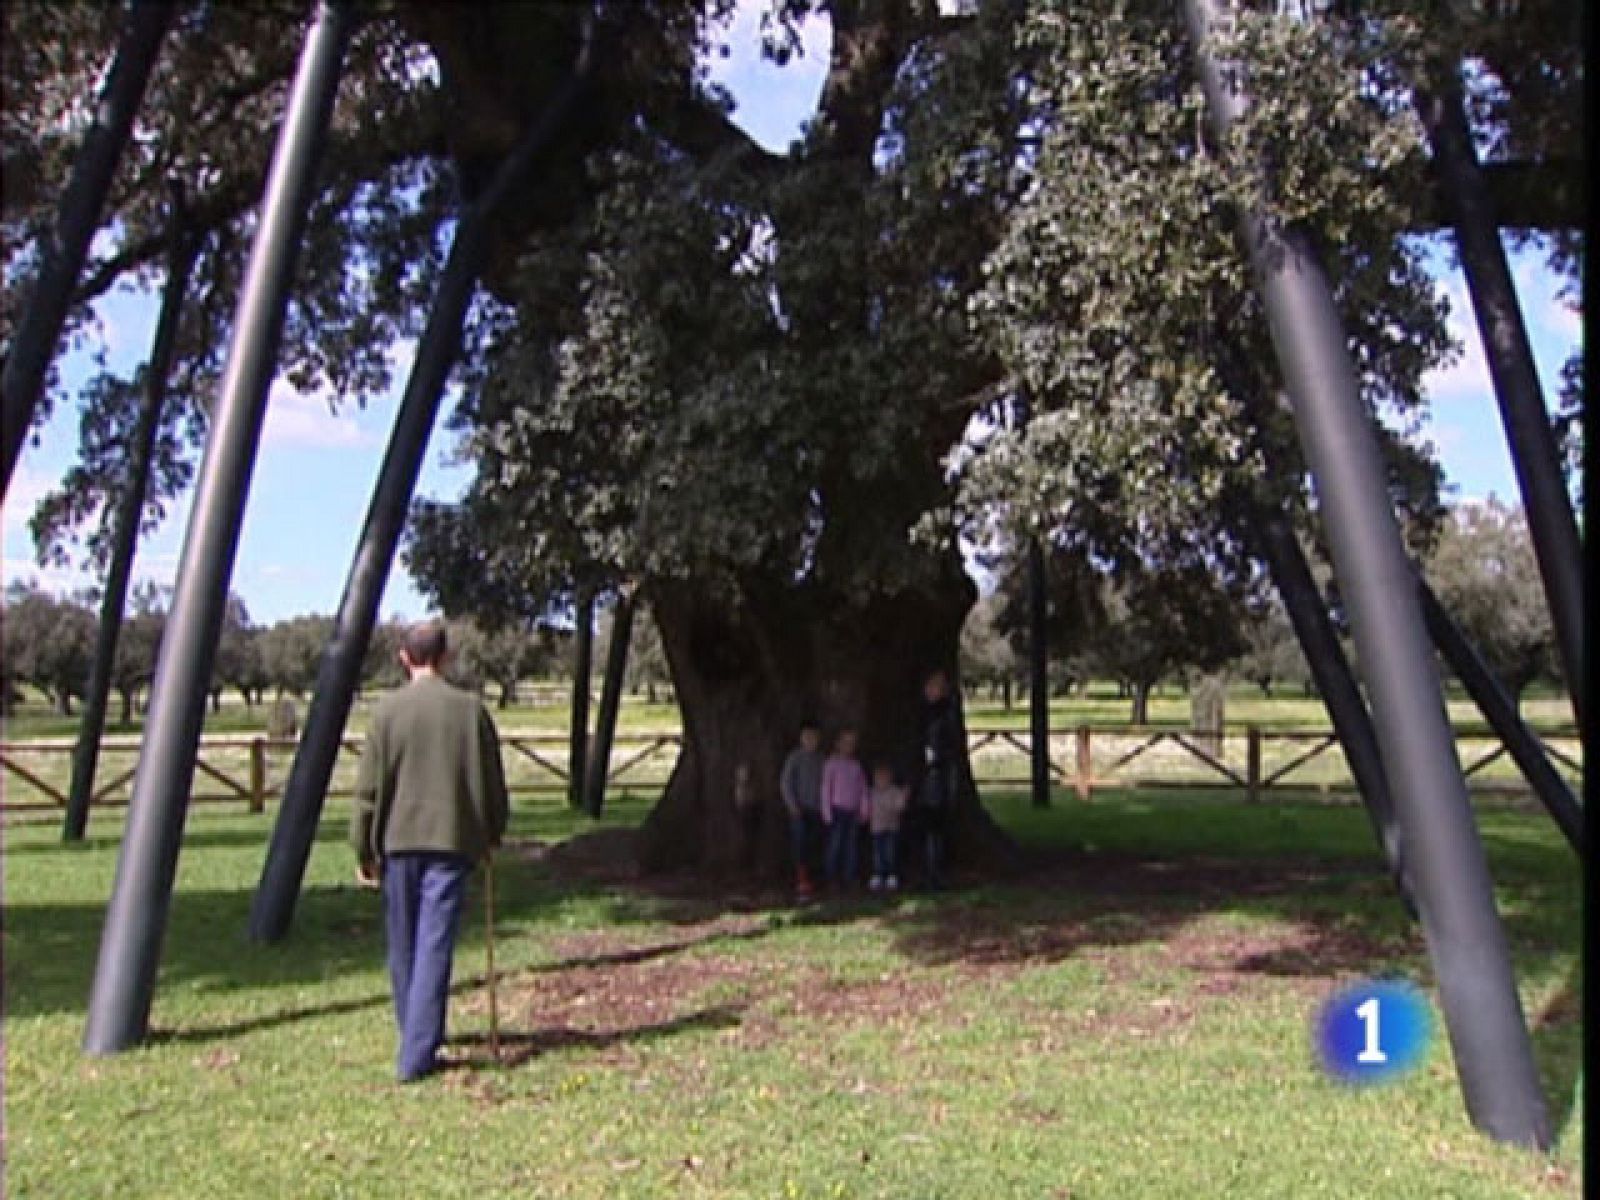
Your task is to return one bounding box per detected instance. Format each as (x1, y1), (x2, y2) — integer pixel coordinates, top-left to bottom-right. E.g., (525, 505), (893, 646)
(1354, 996), (1387, 1064)
(1316, 980), (1431, 1085)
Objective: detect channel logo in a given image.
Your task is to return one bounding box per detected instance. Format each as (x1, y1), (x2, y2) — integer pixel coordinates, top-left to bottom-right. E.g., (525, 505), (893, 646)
(1315, 979), (1433, 1085)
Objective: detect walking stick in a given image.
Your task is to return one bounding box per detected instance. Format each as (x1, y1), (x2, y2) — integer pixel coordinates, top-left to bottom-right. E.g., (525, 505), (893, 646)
(484, 851), (500, 1063)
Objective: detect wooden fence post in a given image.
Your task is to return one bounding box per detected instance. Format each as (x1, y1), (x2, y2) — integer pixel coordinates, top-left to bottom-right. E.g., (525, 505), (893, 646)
(1075, 725), (1092, 801)
(1246, 725), (1262, 804)
(250, 737), (267, 813)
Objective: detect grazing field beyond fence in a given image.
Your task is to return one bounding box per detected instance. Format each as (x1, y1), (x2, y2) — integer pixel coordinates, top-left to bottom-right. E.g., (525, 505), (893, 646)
(1, 720), (1582, 820)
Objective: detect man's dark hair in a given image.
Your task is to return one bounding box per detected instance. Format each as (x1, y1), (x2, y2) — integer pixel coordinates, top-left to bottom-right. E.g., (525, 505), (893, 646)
(799, 717), (821, 734)
(402, 620), (449, 667)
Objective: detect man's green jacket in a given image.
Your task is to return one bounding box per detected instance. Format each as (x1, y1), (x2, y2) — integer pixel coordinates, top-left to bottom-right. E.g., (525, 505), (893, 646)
(350, 674), (509, 866)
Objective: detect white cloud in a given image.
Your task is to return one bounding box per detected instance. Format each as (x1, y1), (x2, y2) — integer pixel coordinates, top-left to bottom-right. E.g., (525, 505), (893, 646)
(1, 462), (52, 541)
(1, 545), (180, 598)
(1421, 272), (1489, 402)
(261, 380), (376, 450)
(1542, 292), (1582, 342)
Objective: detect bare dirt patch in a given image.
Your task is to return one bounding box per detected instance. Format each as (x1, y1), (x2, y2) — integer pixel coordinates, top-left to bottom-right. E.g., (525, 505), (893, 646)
(471, 836), (1424, 1068)
(1159, 917), (1415, 983)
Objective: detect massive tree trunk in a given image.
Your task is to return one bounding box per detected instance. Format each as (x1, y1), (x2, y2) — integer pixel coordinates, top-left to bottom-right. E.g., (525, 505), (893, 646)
(639, 568), (1017, 881)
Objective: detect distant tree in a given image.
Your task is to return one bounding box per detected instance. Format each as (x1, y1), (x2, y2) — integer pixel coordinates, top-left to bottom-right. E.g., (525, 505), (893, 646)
(1235, 596), (1310, 698)
(482, 625), (539, 709)
(1424, 499), (1556, 708)
(990, 540), (1247, 722)
(2, 582), (97, 714)
(258, 615), (335, 698)
(960, 592), (1023, 710)
(108, 581), (169, 723)
(360, 618), (408, 695)
(212, 592), (268, 710)
(439, 620), (483, 694)
(622, 608), (670, 704)
(1080, 567), (1249, 725)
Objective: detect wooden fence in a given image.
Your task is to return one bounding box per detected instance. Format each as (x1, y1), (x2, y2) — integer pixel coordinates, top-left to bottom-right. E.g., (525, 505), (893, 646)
(0, 724), (1583, 817)
(962, 724), (1584, 802)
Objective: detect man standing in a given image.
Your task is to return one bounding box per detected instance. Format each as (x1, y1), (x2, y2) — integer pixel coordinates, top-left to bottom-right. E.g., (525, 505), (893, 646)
(352, 620), (509, 1082)
(914, 667), (959, 889)
(779, 719), (825, 899)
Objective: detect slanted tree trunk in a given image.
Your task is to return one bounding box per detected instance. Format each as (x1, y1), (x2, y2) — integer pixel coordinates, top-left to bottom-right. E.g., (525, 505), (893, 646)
(568, 592), (594, 810)
(639, 570), (1015, 880)
(584, 591), (635, 818)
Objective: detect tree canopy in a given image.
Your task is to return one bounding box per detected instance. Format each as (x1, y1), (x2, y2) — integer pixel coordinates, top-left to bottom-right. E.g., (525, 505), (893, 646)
(5, 1), (1579, 598)
(2, 1), (1582, 868)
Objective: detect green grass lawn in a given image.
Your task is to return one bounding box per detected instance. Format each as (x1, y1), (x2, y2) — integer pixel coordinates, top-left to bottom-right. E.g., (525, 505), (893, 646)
(3, 787), (1581, 1198)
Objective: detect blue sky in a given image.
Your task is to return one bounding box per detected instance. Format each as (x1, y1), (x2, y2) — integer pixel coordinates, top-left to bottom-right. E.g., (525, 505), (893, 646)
(0, 2), (1581, 624)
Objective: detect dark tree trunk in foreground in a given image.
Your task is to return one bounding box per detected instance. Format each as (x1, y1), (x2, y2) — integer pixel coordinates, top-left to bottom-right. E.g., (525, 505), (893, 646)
(568, 592), (593, 810)
(640, 569), (1016, 881)
(584, 591), (635, 818)
(1414, 62), (1585, 729)
(63, 218), (195, 841)
(1130, 681), (1153, 726)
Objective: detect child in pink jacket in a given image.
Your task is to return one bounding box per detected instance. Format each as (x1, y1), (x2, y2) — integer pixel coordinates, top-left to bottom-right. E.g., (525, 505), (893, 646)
(821, 728), (869, 888)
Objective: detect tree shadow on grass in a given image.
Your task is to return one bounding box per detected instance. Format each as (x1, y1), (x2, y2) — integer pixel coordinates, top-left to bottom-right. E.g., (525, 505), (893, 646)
(148, 918), (778, 1046)
(11, 852), (781, 1056)
(8, 805), (1577, 1133)
(442, 1003), (746, 1072)
(526, 821), (1581, 1127)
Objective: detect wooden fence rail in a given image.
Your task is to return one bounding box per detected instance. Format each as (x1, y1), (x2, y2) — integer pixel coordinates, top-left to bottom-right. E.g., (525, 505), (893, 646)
(0, 724), (1582, 817)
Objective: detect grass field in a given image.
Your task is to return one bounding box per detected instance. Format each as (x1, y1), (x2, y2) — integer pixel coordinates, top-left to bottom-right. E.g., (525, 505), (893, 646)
(2, 787), (1582, 1198)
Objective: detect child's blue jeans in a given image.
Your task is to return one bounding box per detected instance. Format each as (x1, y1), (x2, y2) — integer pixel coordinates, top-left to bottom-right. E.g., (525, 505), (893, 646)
(825, 817), (860, 884)
(871, 831), (899, 878)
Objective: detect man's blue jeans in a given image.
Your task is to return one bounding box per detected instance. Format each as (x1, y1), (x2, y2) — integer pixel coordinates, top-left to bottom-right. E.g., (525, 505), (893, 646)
(788, 809), (821, 878)
(383, 852), (471, 1081)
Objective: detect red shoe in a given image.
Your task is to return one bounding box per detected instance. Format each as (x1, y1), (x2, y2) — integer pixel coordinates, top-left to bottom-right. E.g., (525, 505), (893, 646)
(796, 867), (815, 900)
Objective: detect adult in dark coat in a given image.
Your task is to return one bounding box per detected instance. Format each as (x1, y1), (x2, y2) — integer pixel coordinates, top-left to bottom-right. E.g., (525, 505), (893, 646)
(913, 667), (960, 888)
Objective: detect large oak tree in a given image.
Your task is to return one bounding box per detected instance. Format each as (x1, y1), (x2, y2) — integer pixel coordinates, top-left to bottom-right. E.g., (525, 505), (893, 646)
(4, 0), (1580, 879)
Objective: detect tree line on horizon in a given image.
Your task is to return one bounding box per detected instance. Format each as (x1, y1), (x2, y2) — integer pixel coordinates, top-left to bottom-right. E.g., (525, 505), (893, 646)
(0, 584), (671, 724)
(4, 495), (1560, 727)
